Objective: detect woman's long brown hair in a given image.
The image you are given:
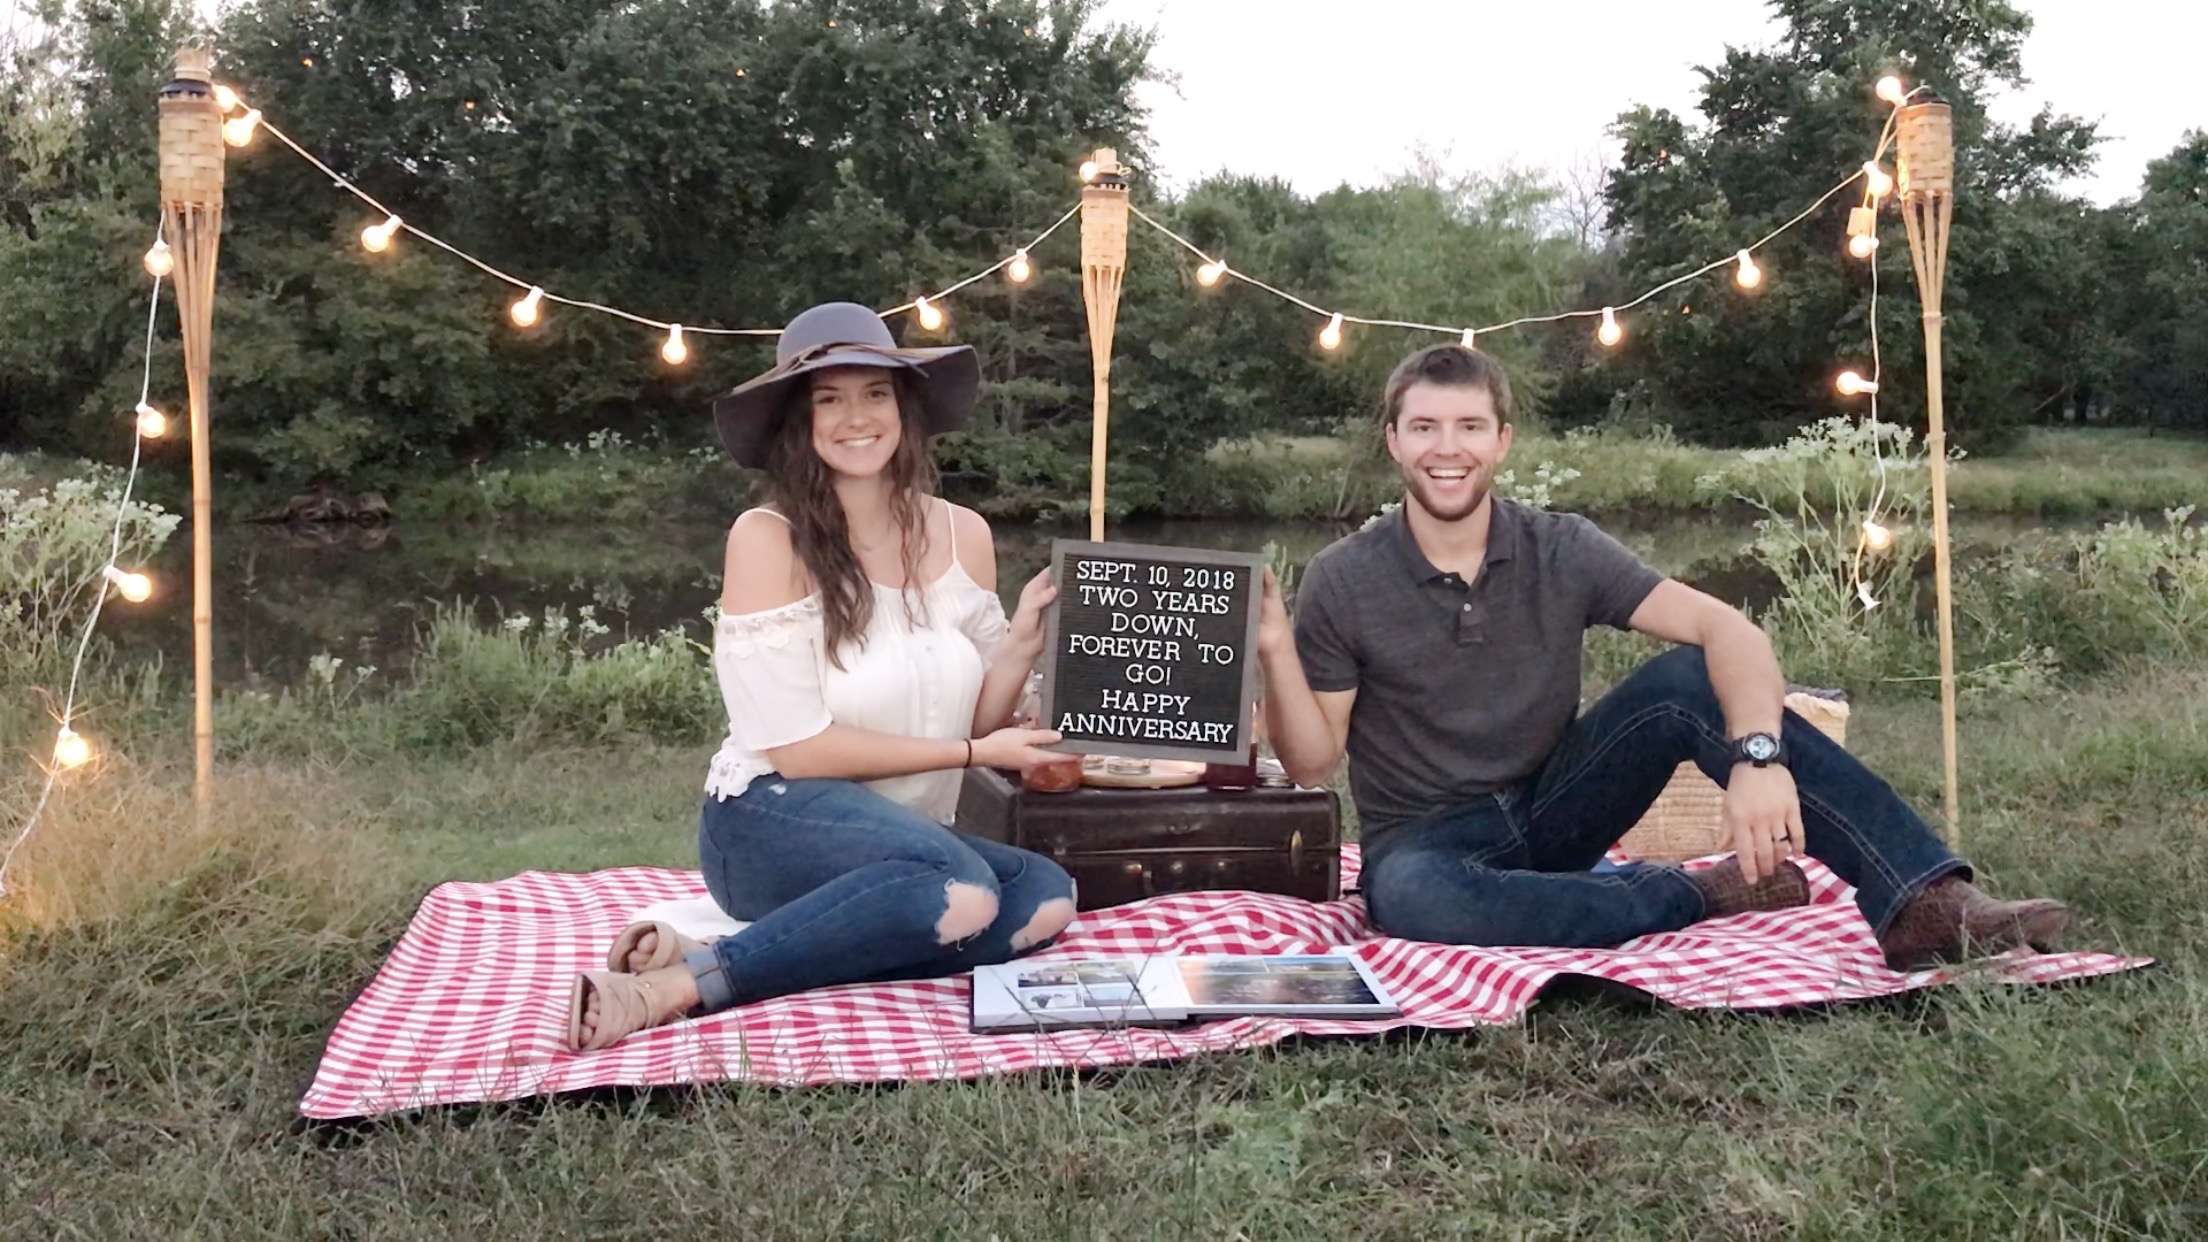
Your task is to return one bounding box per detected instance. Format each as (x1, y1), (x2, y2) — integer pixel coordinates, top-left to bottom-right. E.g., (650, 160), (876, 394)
(756, 369), (940, 668)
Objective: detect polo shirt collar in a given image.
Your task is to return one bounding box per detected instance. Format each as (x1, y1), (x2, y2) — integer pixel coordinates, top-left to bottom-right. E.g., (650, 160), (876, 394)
(1383, 496), (1519, 583)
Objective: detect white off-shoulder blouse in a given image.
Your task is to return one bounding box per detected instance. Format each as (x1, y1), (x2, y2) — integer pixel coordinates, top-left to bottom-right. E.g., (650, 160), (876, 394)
(704, 505), (1009, 825)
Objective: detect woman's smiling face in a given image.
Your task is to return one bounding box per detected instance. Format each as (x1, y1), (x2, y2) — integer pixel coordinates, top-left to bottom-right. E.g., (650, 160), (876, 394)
(807, 366), (904, 479)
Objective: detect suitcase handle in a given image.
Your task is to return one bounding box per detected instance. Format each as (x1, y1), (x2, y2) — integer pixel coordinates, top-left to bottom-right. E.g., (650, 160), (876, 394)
(1122, 858), (1194, 897)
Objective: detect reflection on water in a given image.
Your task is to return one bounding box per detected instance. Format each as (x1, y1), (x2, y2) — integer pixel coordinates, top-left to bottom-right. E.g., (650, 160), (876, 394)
(103, 508), (2067, 689)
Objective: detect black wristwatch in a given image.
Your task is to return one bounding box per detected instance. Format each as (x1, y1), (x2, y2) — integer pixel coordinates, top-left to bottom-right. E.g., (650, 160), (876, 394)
(1731, 731), (1788, 769)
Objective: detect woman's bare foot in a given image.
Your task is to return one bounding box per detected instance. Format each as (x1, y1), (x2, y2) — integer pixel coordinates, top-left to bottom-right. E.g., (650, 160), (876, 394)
(569, 964), (702, 1051)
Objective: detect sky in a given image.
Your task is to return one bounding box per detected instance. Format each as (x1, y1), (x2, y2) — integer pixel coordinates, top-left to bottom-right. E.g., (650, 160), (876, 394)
(1099, 0), (2204, 205)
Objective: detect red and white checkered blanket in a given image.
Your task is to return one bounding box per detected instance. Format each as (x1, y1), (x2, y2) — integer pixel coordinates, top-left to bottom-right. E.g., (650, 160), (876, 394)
(299, 848), (2149, 1120)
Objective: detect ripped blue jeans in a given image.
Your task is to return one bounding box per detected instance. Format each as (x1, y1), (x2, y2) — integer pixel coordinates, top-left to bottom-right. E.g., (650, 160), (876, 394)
(683, 776), (1077, 1011)
(1359, 647), (1966, 949)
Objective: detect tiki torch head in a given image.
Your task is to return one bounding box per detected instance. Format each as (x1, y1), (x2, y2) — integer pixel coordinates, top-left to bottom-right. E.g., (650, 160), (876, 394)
(1080, 147), (1130, 275)
(159, 48), (226, 210)
(1896, 94), (1954, 202)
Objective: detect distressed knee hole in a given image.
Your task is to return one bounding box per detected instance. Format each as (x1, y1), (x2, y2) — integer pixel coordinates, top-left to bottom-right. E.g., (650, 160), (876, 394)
(934, 881), (1000, 945)
(1008, 896), (1078, 951)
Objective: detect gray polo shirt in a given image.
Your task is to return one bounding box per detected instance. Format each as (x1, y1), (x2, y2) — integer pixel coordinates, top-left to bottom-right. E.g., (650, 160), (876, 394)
(1292, 499), (1665, 839)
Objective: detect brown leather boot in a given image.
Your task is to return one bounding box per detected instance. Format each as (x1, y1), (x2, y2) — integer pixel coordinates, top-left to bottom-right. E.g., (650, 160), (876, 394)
(1689, 857), (1812, 919)
(1878, 875), (2069, 971)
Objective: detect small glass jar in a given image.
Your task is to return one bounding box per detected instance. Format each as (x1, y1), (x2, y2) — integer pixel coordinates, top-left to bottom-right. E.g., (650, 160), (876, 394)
(1022, 754), (1085, 793)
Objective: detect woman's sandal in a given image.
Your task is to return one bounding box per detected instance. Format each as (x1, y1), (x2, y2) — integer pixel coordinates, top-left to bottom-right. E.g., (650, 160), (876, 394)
(604, 920), (707, 974)
(567, 971), (684, 1052)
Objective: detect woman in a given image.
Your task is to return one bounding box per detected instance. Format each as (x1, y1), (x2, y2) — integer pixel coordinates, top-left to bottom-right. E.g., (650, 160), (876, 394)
(570, 302), (1076, 1050)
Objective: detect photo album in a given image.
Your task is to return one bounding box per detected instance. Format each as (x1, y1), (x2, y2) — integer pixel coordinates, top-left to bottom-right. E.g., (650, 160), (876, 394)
(970, 952), (1402, 1032)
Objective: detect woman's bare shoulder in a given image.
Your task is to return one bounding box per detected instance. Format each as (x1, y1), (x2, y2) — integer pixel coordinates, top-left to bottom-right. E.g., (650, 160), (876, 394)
(723, 508), (808, 611)
(946, 501), (996, 588)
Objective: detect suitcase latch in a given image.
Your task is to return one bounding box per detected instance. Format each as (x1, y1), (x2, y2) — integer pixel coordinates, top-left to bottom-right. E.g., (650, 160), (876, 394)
(1290, 829), (1304, 871)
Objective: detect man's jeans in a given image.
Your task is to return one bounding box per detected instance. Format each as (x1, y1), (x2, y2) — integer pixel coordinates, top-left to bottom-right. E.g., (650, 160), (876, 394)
(1360, 647), (1967, 949)
(683, 777), (1076, 1011)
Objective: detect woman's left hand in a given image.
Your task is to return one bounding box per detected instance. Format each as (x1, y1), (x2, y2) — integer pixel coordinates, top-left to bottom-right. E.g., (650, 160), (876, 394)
(1004, 568), (1056, 664)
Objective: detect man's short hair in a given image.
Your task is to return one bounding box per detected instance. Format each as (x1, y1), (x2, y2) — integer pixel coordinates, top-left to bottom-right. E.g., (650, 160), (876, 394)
(1379, 344), (1514, 429)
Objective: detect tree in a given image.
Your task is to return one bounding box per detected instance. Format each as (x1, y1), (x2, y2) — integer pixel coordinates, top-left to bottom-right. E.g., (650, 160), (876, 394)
(2100, 133), (2208, 433)
(1595, 0), (2103, 448)
(2, 0), (1158, 490)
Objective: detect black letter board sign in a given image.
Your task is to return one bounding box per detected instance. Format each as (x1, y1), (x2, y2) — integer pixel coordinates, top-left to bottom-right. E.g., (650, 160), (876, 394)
(1038, 540), (1264, 764)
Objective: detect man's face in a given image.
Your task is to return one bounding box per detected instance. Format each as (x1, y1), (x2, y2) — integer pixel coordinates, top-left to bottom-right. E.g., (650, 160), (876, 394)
(1385, 381), (1512, 523)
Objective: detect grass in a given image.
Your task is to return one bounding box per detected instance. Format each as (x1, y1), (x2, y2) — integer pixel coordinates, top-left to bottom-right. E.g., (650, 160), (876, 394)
(1201, 426), (2206, 523)
(3, 658), (2204, 1236)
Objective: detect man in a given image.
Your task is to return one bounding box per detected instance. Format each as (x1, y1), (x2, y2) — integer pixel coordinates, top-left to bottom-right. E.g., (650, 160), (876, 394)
(1257, 344), (2068, 967)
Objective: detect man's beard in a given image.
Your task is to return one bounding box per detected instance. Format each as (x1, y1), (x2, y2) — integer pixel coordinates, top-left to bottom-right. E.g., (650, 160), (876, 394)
(1399, 461), (1491, 523)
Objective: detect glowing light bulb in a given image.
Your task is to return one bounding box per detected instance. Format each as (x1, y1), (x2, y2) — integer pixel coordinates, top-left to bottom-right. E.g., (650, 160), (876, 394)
(1861, 519), (1894, 551)
(1835, 370), (1879, 396)
(135, 402), (168, 439)
(1318, 312), (1344, 352)
(660, 324), (688, 365)
(214, 83), (241, 112)
(102, 565), (153, 603)
(1006, 250), (1032, 283)
(1848, 233), (1880, 259)
(1460, 328), (1477, 349)
(222, 108), (262, 147)
(1196, 259), (1226, 287)
(915, 296), (945, 331)
(509, 286), (544, 327)
(1875, 75), (1906, 105)
(143, 237), (174, 278)
(53, 726), (91, 770)
(1862, 162), (1893, 199)
(1597, 307), (1623, 348)
(1079, 160), (1099, 182)
(1734, 249), (1763, 289)
(360, 214), (400, 253)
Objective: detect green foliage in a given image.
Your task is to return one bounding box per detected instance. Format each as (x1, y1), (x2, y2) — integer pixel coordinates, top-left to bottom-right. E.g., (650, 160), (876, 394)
(1593, 0), (2109, 448)
(2098, 131), (2208, 434)
(0, 459), (179, 715)
(1963, 506), (2208, 680)
(406, 430), (742, 523)
(220, 603), (722, 756)
(1705, 417), (1937, 689)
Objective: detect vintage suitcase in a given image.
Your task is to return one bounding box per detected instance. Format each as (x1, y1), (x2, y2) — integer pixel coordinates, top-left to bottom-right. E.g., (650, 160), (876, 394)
(954, 765), (1342, 911)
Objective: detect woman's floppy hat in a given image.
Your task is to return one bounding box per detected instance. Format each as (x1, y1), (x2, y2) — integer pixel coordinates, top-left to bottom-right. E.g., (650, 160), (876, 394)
(711, 301), (980, 469)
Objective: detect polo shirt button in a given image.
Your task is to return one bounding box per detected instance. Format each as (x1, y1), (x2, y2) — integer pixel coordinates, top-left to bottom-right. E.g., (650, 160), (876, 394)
(1462, 603), (1472, 612)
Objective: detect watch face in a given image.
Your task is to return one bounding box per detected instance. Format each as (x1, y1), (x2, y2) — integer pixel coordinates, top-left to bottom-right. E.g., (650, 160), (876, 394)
(1744, 734), (1779, 761)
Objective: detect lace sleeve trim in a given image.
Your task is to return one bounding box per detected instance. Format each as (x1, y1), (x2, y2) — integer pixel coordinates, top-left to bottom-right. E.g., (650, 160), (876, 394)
(715, 596), (822, 657)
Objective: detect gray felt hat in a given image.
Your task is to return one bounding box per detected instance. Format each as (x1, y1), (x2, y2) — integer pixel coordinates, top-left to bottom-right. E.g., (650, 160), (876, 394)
(710, 301), (979, 469)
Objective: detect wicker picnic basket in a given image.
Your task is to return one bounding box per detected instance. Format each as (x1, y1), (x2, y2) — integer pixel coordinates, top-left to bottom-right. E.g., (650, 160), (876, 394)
(1614, 691), (1851, 862)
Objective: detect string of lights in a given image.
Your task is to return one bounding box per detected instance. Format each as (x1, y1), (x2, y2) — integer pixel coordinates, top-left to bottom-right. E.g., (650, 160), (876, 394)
(218, 90), (1080, 352)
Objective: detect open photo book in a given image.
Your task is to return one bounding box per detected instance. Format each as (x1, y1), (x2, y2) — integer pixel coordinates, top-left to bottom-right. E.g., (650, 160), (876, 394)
(970, 952), (1402, 1032)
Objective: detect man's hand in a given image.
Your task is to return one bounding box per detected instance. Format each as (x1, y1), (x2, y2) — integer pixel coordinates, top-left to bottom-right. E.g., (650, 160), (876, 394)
(1257, 566), (1293, 661)
(1723, 764), (1804, 885)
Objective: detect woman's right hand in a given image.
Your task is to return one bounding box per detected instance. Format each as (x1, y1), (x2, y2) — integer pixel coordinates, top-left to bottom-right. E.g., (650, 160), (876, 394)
(969, 727), (1066, 773)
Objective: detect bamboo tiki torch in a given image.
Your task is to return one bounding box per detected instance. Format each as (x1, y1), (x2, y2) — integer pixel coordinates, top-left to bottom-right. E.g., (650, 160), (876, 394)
(157, 49), (226, 814)
(1079, 148), (1130, 543)
(1897, 95), (1961, 842)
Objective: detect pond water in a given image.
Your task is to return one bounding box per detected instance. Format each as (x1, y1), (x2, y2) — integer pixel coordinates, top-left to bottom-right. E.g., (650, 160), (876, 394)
(99, 508), (2062, 690)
